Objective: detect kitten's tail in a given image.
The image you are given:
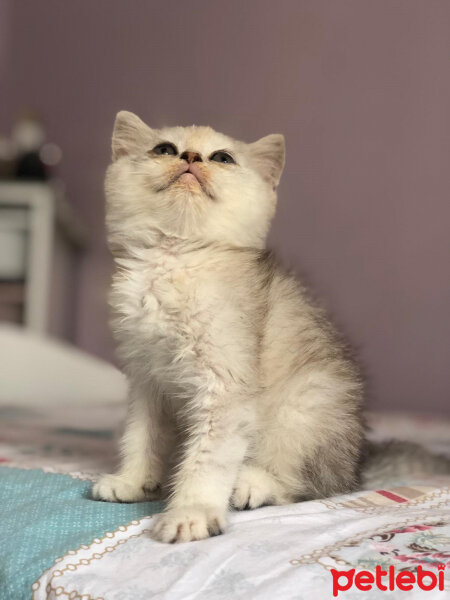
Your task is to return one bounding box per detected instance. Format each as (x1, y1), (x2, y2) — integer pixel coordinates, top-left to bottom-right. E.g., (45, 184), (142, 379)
(360, 439), (450, 490)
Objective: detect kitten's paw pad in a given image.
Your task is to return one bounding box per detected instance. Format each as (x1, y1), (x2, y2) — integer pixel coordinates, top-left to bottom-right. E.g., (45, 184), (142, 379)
(152, 506), (227, 543)
(92, 474), (156, 503)
(232, 466), (286, 510)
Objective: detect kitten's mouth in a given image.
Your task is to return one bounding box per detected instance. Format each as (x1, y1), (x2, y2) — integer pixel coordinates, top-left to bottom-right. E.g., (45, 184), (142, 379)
(178, 171), (199, 184)
(175, 164), (213, 198)
(157, 164), (214, 199)
(178, 163), (203, 185)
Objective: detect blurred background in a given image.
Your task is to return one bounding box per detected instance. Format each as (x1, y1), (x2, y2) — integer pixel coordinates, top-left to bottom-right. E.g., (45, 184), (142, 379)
(0, 0), (448, 415)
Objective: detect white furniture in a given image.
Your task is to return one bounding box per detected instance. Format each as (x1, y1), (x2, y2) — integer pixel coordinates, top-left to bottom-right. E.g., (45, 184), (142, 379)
(0, 182), (87, 340)
(0, 324), (127, 406)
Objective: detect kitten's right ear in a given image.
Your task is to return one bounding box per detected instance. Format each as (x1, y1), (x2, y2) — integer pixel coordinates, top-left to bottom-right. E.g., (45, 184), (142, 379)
(112, 111), (151, 160)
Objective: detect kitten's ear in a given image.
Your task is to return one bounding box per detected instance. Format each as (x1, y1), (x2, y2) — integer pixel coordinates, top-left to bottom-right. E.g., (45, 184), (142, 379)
(249, 134), (285, 188)
(112, 111), (151, 160)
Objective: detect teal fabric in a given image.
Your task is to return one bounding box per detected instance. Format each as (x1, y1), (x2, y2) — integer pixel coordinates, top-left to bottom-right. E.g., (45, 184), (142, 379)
(0, 467), (163, 600)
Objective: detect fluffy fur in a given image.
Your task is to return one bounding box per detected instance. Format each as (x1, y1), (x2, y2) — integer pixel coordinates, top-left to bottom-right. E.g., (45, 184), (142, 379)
(94, 112), (380, 543)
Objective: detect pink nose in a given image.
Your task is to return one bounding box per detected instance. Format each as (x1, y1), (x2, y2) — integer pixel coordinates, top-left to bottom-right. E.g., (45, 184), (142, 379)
(180, 151), (202, 163)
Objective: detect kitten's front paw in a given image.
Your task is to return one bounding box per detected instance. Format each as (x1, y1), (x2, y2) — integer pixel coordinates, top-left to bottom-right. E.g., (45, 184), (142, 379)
(232, 465), (289, 509)
(92, 474), (160, 503)
(152, 505), (227, 543)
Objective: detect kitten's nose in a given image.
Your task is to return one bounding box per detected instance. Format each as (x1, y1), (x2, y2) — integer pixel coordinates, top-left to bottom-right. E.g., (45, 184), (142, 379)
(180, 150), (202, 163)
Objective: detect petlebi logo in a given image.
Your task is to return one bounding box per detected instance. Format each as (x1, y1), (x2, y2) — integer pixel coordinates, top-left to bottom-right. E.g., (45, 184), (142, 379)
(331, 564), (445, 596)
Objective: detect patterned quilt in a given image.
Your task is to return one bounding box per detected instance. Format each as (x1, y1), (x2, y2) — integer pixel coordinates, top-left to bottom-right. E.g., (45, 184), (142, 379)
(0, 403), (449, 599)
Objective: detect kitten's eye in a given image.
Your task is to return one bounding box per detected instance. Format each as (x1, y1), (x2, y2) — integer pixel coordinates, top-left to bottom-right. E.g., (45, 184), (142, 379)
(209, 151), (236, 164)
(151, 143), (178, 156)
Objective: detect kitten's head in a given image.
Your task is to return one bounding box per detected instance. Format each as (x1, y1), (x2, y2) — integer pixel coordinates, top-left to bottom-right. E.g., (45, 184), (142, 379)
(105, 111), (285, 250)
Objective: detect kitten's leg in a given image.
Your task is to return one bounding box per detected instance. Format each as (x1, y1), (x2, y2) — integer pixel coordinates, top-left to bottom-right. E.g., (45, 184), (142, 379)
(233, 377), (363, 509)
(152, 390), (252, 543)
(93, 384), (173, 502)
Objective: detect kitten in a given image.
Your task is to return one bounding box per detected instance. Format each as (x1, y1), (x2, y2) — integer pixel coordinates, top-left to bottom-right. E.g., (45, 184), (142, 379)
(92, 111), (365, 543)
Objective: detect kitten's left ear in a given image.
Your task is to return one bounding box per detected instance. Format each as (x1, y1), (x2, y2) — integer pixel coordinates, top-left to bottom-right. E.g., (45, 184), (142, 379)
(249, 134), (285, 188)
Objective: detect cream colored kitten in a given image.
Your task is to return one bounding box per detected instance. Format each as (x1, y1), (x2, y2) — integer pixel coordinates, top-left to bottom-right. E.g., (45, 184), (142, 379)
(93, 111), (365, 543)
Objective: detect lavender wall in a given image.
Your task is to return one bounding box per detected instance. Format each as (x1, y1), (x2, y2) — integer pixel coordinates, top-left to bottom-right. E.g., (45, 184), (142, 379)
(1, 1), (449, 414)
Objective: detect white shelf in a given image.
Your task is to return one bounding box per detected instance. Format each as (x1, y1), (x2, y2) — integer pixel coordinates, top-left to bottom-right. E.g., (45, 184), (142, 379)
(0, 182), (88, 339)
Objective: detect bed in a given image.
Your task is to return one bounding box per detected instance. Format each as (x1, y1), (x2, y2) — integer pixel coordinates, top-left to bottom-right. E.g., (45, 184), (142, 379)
(1, 329), (449, 599)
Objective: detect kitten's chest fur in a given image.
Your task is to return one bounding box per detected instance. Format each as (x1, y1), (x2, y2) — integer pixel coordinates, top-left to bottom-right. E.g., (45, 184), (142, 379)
(110, 241), (228, 385)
